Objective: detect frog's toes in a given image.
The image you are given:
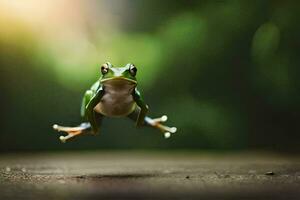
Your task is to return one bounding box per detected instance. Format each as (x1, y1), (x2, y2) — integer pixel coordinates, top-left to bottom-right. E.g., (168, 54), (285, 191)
(52, 124), (87, 132)
(164, 132), (171, 138)
(161, 125), (177, 134)
(58, 130), (83, 143)
(170, 127), (177, 133)
(59, 136), (67, 143)
(53, 123), (91, 143)
(153, 115), (168, 123)
(53, 124), (59, 130)
(163, 126), (177, 138)
(160, 115), (168, 122)
(59, 134), (74, 143)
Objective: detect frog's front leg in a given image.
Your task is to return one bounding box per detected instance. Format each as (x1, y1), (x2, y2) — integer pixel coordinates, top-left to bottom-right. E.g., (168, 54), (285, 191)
(52, 122), (92, 143)
(132, 89), (149, 127)
(128, 108), (177, 139)
(144, 115), (177, 138)
(53, 112), (104, 143)
(53, 87), (104, 143)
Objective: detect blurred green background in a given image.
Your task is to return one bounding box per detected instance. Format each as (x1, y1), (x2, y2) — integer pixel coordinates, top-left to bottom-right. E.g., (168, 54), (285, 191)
(0, 0), (299, 152)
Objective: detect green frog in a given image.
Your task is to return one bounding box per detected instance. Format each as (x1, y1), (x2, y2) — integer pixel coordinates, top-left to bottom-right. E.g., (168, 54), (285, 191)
(53, 62), (177, 142)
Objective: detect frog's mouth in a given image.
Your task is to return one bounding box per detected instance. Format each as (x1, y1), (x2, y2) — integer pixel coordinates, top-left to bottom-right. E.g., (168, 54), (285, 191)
(101, 77), (137, 85)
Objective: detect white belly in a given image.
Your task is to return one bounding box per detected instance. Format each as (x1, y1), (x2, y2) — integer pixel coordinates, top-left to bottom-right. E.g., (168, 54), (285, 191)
(94, 80), (136, 117)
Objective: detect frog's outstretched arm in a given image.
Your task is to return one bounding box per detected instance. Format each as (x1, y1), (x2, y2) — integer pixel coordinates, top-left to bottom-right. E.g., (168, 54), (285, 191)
(53, 85), (105, 142)
(132, 88), (149, 127)
(127, 108), (177, 138)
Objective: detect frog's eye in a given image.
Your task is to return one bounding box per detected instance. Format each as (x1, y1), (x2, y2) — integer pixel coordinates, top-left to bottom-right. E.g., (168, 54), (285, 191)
(101, 63), (109, 74)
(129, 64), (137, 76)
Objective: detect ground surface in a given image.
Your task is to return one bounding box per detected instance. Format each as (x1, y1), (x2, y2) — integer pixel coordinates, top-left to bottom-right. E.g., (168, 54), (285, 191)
(0, 151), (299, 199)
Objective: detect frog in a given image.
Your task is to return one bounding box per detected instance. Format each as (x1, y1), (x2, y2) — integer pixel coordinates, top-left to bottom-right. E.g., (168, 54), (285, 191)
(53, 62), (177, 143)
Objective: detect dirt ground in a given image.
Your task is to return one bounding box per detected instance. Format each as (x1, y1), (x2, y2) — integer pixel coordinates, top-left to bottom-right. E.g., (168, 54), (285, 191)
(0, 151), (299, 199)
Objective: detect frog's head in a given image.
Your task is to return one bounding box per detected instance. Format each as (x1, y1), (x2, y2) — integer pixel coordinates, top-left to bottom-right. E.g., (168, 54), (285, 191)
(100, 62), (137, 85)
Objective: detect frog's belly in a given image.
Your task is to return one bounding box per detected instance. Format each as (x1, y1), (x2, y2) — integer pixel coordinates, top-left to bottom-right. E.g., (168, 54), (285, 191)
(94, 90), (136, 117)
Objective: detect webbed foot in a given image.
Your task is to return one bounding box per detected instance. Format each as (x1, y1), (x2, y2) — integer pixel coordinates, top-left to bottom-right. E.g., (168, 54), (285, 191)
(145, 115), (177, 139)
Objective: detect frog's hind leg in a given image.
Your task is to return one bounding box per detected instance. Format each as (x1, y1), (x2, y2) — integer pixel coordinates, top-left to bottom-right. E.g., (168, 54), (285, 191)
(127, 108), (177, 138)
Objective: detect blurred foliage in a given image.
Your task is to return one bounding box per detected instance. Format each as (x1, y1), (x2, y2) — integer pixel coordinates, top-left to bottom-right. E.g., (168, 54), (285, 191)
(0, 0), (299, 152)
